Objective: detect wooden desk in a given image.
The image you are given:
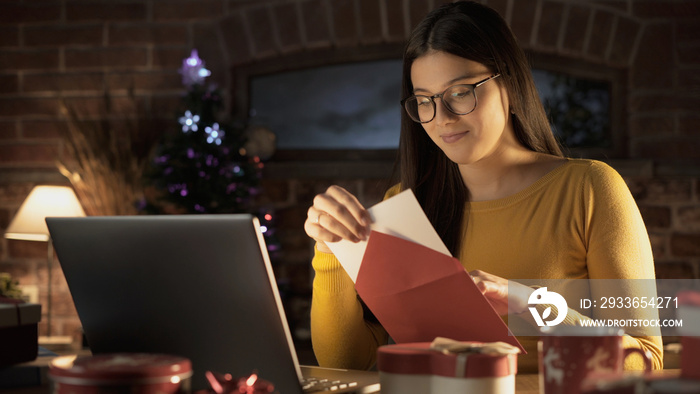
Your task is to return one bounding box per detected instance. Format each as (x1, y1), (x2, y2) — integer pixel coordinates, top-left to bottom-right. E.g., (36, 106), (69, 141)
(516, 374), (539, 393)
(515, 369), (684, 394)
(0, 354), (680, 394)
(2, 373), (540, 394)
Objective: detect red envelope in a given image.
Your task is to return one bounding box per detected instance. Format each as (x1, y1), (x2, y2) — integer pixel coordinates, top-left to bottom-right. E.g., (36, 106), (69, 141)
(355, 231), (525, 353)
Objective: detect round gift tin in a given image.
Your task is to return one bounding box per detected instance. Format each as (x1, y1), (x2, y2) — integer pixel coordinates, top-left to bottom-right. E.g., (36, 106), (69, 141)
(377, 342), (518, 394)
(378, 342), (517, 378)
(49, 353), (192, 394)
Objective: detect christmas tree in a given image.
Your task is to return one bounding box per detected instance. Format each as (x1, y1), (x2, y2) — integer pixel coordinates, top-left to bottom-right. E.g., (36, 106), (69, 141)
(143, 50), (280, 256)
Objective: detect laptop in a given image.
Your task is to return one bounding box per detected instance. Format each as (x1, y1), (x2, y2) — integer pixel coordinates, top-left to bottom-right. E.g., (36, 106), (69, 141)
(46, 215), (380, 393)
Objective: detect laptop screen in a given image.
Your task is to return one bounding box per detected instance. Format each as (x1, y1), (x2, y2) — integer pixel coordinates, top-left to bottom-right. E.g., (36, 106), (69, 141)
(47, 214), (304, 391)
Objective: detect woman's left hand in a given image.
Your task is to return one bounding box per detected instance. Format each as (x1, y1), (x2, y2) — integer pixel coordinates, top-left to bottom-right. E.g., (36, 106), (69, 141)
(469, 270), (534, 316)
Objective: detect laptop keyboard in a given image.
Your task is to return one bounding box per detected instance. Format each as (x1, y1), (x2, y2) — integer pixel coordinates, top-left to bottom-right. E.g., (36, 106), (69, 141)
(302, 376), (359, 392)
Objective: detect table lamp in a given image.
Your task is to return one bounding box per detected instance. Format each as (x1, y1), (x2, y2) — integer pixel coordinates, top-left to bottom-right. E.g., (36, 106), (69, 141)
(4, 185), (86, 337)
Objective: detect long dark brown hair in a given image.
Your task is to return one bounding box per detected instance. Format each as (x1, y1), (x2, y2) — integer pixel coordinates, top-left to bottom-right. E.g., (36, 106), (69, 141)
(396, 1), (563, 257)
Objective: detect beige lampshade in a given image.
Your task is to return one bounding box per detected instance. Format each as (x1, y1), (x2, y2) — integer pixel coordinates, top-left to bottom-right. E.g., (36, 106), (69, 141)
(5, 185), (86, 242)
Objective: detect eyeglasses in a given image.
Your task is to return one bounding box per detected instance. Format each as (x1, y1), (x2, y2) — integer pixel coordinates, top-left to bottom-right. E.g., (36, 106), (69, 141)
(401, 74), (501, 124)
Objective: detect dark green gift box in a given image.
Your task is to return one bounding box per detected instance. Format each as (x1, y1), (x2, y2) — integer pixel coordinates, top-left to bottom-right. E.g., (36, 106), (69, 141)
(0, 297), (41, 367)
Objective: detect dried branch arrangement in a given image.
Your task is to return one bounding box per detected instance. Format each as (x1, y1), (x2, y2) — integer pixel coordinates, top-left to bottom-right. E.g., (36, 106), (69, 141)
(57, 93), (162, 216)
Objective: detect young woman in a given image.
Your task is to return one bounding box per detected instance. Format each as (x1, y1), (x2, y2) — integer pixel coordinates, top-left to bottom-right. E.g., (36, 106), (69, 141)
(303, 1), (662, 373)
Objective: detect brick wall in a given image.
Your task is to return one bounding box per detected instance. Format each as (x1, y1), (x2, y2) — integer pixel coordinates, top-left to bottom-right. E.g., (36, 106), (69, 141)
(1, 0), (699, 343)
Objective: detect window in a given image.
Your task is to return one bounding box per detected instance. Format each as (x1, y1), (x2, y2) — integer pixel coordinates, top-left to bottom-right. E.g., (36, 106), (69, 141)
(245, 55), (620, 156)
(534, 69), (611, 149)
(249, 59), (402, 150)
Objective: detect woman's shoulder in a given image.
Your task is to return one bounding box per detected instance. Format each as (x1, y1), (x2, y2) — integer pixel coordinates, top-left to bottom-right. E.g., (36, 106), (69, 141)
(565, 158), (613, 170)
(561, 158), (629, 194)
(564, 158), (624, 181)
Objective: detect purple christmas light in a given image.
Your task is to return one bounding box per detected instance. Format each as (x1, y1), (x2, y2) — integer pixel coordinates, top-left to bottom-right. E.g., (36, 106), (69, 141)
(179, 49), (211, 87)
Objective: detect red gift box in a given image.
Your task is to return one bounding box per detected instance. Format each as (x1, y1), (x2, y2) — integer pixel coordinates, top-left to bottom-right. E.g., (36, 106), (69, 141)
(0, 296), (41, 367)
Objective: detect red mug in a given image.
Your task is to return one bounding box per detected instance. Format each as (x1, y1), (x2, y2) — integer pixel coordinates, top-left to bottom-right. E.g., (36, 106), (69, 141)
(538, 327), (651, 394)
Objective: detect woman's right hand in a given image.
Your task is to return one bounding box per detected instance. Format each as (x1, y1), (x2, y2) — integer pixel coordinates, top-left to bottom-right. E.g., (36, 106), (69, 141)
(304, 185), (372, 253)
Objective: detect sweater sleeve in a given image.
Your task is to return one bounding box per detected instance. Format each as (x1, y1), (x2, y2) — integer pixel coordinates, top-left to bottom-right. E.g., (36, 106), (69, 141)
(310, 245), (389, 369)
(516, 161), (663, 370)
(576, 161), (662, 369)
(309, 185), (399, 369)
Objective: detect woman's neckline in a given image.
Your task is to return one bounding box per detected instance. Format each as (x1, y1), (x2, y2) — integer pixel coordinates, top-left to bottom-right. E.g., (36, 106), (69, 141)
(468, 158), (572, 209)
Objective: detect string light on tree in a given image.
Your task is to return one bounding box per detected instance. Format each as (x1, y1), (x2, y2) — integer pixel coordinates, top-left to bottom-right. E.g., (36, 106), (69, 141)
(179, 110), (200, 133)
(205, 123), (224, 145)
(258, 208), (281, 259)
(179, 49), (212, 88)
(144, 48), (279, 261)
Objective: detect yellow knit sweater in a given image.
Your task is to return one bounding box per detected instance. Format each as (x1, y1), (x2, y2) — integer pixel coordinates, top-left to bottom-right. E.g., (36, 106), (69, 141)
(310, 159), (663, 373)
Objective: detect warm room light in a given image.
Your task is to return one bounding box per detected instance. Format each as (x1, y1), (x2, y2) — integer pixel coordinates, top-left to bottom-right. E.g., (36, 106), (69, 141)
(4, 185), (86, 337)
(5, 185), (85, 241)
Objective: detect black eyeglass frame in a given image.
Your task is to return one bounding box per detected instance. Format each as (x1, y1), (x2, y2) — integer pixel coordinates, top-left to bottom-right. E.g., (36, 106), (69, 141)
(401, 73), (502, 124)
